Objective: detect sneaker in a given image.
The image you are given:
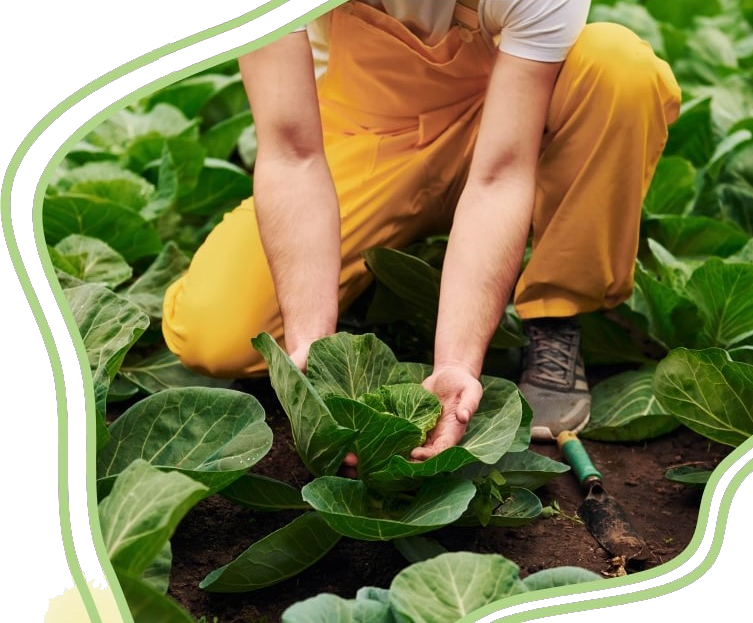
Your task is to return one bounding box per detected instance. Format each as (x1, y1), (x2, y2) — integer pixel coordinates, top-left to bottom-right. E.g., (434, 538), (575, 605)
(518, 317), (590, 442)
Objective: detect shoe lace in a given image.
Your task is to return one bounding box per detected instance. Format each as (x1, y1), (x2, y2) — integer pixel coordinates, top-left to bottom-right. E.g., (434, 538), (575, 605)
(525, 323), (580, 387)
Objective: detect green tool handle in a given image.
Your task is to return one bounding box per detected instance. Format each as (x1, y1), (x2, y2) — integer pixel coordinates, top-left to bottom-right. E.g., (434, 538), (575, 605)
(557, 431), (602, 487)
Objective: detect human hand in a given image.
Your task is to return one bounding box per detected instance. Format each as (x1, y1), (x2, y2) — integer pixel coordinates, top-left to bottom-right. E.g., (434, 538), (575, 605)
(340, 452), (358, 479)
(287, 344), (311, 372)
(410, 364), (483, 461)
(286, 332), (325, 371)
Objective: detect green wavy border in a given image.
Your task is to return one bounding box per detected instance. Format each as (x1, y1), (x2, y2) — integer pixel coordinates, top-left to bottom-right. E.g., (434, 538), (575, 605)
(1, 1), (343, 621)
(462, 435), (753, 621)
(1, 1), (752, 621)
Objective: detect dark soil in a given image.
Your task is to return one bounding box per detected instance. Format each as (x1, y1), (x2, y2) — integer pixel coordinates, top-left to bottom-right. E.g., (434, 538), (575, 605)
(167, 374), (731, 623)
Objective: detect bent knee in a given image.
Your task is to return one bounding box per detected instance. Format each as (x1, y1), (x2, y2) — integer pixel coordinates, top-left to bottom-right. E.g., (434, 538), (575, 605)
(162, 278), (273, 378)
(570, 23), (681, 118)
(574, 23), (666, 88)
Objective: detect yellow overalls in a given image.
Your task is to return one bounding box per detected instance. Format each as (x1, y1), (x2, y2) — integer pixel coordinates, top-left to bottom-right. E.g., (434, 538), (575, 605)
(162, 1), (681, 377)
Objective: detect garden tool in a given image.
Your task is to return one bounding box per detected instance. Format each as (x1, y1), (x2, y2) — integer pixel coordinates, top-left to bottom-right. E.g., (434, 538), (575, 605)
(557, 431), (651, 562)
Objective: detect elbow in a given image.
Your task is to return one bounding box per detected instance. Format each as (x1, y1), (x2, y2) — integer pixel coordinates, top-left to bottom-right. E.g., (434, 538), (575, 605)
(466, 158), (536, 194)
(466, 143), (538, 189)
(256, 119), (325, 163)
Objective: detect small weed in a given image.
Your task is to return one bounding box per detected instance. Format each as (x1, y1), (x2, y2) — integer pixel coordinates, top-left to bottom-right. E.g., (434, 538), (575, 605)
(540, 500), (583, 524)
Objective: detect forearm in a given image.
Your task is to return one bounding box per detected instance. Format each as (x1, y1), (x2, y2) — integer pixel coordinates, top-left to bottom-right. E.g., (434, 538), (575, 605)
(253, 152), (341, 353)
(434, 171), (534, 377)
(239, 33), (341, 357)
(433, 52), (560, 379)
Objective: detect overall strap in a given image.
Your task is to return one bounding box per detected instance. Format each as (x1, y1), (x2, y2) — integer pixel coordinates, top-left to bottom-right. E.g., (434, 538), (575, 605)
(454, 0), (480, 30)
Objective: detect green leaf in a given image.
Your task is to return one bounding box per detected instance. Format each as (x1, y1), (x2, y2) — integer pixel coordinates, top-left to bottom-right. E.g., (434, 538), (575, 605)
(51, 234), (132, 289)
(64, 284), (149, 436)
(119, 348), (232, 394)
(301, 476), (476, 541)
(200, 512), (341, 592)
(128, 133), (202, 175)
(99, 459), (208, 577)
(252, 332), (357, 476)
(122, 242), (190, 320)
(140, 139), (207, 220)
(141, 542), (172, 594)
(685, 258), (753, 348)
(522, 567), (603, 592)
(654, 348), (753, 447)
(705, 129), (752, 180)
(643, 156), (696, 216)
(646, 239), (703, 292)
(220, 474), (309, 511)
(237, 123), (258, 169)
(362, 247), (525, 348)
(726, 239), (753, 264)
(477, 375), (531, 453)
(174, 158), (252, 216)
(384, 366), (531, 460)
(362, 383), (442, 439)
(689, 74), (753, 134)
(196, 74), (249, 128)
(645, 0), (721, 28)
(97, 387), (272, 494)
(584, 416), (680, 443)
(117, 574), (196, 623)
(356, 586), (391, 604)
(714, 139), (753, 235)
(693, 137), (751, 224)
(107, 375), (140, 403)
(389, 552), (528, 622)
(145, 74), (233, 119)
(44, 193), (163, 263)
(64, 142), (120, 166)
(579, 310), (656, 366)
(665, 465), (712, 487)
(53, 161), (155, 210)
(281, 593), (394, 623)
(629, 262), (702, 350)
(386, 361), (432, 385)
(200, 110), (253, 160)
(368, 388), (524, 485)
(84, 104), (196, 154)
(464, 450), (570, 491)
(393, 535), (448, 564)
(729, 345), (753, 365)
(743, 0), (753, 27)
(664, 98), (717, 167)
(658, 22), (687, 65)
(455, 486), (542, 528)
(307, 332), (398, 399)
(324, 395), (423, 477)
(641, 215), (749, 258)
(582, 367), (680, 441)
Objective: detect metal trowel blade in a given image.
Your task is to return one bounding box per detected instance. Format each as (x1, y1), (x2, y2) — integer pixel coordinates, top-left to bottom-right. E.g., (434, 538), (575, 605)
(578, 484), (651, 562)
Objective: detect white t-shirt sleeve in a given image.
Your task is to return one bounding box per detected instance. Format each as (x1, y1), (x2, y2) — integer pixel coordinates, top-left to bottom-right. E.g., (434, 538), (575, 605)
(481, 0), (591, 62)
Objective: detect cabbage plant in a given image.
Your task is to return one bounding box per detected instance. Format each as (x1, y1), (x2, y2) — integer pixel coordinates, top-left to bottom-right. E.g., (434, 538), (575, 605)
(200, 331), (541, 592)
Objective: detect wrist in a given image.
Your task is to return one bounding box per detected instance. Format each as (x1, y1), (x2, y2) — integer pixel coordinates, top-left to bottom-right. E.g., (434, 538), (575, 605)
(430, 357), (481, 379)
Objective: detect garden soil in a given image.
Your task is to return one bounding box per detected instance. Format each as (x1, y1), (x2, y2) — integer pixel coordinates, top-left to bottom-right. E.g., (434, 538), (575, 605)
(167, 375), (731, 623)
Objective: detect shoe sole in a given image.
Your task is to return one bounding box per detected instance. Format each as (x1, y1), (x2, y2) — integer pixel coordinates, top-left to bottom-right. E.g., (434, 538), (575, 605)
(530, 410), (590, 443)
